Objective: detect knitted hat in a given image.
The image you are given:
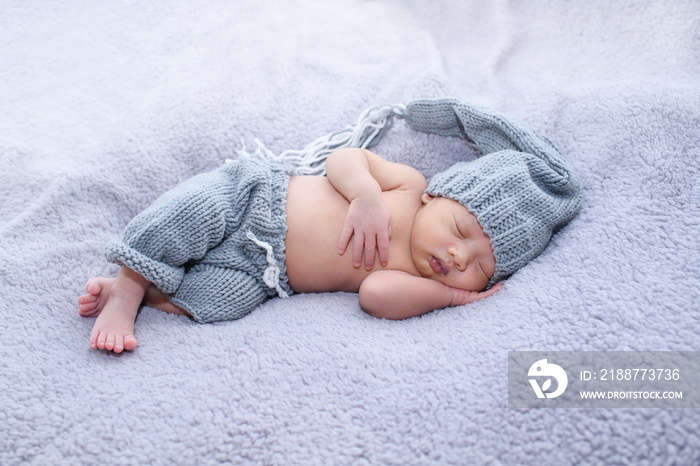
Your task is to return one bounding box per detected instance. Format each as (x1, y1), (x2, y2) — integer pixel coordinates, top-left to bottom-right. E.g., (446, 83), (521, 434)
(404, 99), (583, 287)
(254, 97), (583, 287)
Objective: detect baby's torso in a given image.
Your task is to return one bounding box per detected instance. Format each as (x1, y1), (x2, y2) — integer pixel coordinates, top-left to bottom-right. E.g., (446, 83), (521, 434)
(284, 175), (422, 293)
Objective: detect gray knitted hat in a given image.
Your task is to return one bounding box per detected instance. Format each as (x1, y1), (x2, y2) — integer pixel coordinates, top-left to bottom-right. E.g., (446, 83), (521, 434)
(258, 97), (583, 288)
(404, 99), (583, 287)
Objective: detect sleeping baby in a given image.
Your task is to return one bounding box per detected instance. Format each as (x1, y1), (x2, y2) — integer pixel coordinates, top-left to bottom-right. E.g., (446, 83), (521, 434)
(78, 98), (582, 353)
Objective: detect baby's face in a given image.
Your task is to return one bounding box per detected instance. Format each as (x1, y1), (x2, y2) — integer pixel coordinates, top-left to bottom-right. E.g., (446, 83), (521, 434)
(410, 194), (496, 292)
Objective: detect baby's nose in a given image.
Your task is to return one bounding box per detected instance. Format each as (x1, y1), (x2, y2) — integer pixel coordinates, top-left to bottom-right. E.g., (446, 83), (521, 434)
(449, 246), (468, 271)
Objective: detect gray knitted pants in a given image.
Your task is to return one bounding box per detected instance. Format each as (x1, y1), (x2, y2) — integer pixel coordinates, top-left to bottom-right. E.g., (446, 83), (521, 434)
(105, 157), (292, 323)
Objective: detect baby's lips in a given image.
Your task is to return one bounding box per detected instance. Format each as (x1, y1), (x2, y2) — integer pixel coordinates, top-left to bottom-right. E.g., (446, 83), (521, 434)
(429, 256), (449, 275)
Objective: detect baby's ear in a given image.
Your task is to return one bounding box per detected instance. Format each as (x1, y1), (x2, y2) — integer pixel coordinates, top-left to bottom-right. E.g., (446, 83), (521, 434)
(421, 193), (434, 204)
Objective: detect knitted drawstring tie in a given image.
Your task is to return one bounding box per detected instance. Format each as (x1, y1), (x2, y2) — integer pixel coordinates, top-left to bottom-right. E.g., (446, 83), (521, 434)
(237, 104), (407, 175)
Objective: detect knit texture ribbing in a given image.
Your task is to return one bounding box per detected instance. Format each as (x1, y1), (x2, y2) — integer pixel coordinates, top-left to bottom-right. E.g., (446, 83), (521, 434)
(105, 155), (291, 322)
(404, 99), (583, 287)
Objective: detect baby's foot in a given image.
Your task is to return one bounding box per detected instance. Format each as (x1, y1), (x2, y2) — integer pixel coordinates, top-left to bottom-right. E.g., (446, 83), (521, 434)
(78, 277), (115, 317)
(80, 277), (140, 353)
(89, 301), (139, 353)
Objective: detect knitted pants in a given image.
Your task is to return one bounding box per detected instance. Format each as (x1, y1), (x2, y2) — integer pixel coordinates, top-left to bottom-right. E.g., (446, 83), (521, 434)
(105, 157), (292, 323)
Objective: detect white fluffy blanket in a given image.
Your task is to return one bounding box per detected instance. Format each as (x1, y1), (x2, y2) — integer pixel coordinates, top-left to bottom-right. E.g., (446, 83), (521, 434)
(2, 1), (699, 464)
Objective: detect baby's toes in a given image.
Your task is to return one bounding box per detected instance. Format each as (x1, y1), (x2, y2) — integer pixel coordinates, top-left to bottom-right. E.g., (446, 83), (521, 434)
(105, 333), (116, 351)
(96, 331), (108, 350)
(113, 334), (125, 353)
(79, 288), (101, 317)
(78, 293), (97, 304)
(123, 333), (138, 351)
(85, 279), (103, 296)
(89, 328), (99, 349)
(79, 302), (99, 317)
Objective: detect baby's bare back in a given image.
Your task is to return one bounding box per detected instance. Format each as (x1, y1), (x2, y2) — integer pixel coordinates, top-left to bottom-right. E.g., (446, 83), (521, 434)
(284, 176), (421, 293)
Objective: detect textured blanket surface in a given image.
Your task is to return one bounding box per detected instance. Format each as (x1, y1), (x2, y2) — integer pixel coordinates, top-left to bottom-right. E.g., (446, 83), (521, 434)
(1, 1), (699, 464)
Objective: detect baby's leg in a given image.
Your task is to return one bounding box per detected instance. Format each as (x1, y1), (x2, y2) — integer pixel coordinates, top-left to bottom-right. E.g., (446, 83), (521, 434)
(79, 280), (190, 317)
(81, 266), (150, 353)
(143, 284), (191, 317)
(79, 271), (192, 352)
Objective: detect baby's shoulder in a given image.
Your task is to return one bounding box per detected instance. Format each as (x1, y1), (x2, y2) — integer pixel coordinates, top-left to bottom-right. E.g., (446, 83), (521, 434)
(390, 162), (428, 194)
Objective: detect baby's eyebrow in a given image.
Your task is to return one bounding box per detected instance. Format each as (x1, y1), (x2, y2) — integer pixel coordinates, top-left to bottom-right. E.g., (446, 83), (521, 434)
(460, 212), (479, 233)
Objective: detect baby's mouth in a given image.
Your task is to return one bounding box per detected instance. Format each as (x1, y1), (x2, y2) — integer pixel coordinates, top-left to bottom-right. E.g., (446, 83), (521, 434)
(430, 256), (449, 275)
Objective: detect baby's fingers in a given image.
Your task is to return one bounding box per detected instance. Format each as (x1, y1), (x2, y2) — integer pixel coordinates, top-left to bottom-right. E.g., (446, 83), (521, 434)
(473, 282), (504, 302)
(363, 234), (377, 271)
(352, 232), (365, 268)
(338, 223), (354, 255)
(376, 231), (390, 267)
(450, 281), (504, 306)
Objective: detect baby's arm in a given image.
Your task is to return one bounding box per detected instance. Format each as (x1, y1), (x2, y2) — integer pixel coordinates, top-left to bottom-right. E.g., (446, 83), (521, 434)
(359, 270), (502, 320)
(326, 148), (426, 270)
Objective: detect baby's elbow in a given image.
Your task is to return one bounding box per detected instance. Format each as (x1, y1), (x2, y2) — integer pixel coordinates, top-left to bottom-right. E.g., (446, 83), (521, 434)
(359, 278), (413, 320)
(359, 279), (394, 320)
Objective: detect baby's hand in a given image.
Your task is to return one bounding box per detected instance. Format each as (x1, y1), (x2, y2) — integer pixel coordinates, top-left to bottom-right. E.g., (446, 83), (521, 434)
(338, 195), (392, 270)
(449, 281), (504, 306)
